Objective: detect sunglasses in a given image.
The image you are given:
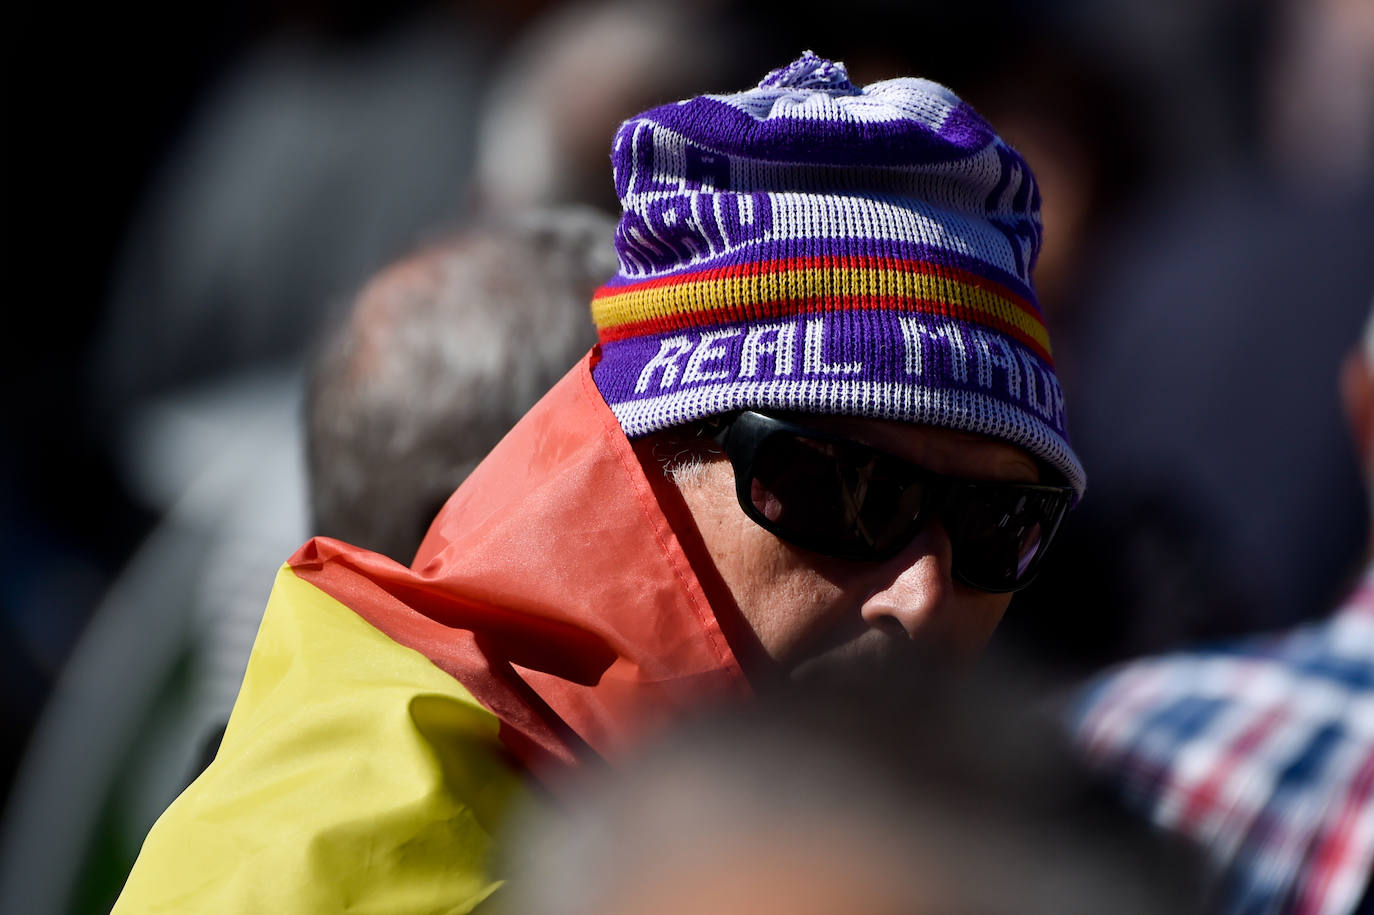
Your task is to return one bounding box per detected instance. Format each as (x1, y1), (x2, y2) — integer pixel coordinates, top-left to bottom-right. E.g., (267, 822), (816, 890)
(713, 411), (1074, 593)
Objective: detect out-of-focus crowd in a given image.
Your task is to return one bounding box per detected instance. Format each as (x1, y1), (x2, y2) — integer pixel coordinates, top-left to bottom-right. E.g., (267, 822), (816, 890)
(3, 0), (1372, 912)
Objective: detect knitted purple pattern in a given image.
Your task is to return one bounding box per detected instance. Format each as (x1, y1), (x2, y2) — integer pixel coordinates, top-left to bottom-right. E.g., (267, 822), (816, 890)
(589, 52), (1084, 496)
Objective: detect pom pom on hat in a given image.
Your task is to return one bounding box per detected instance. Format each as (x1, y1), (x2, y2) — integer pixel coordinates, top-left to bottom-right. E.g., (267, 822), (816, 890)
(758, 50), (860, 92)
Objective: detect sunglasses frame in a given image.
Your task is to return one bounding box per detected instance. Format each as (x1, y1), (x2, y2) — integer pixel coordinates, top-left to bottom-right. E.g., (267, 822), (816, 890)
(713, 410), (1074, 593)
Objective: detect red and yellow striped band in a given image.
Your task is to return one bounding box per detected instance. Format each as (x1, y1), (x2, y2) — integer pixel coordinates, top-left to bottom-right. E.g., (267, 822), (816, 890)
(592, 256), (1052, 362)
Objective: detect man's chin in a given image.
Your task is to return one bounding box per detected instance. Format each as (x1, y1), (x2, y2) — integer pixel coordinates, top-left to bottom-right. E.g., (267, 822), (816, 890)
(747, 629), (975, 736)
(783, 628), (943, 692)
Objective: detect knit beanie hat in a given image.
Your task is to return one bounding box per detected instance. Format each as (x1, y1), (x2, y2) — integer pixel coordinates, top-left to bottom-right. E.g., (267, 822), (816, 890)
(589, 52), (1085, 497)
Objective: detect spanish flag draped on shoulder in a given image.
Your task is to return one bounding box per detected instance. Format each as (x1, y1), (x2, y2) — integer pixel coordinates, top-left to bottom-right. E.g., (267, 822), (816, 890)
(113, 355), (751, 914)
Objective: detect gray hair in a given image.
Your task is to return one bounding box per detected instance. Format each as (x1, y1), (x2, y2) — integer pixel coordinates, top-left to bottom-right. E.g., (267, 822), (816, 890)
(304, 205), (618, 563)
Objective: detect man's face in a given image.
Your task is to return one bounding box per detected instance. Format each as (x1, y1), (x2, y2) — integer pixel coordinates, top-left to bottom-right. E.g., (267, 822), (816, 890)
(671, 416), (1041, 677)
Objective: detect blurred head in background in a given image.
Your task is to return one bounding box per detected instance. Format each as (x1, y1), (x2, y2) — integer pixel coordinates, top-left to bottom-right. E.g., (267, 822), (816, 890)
(468, 0), (755, 215)
(1263, 0), (1374, 197)
(1340, 297), (1374, 529)
(304, 206), (617, 563)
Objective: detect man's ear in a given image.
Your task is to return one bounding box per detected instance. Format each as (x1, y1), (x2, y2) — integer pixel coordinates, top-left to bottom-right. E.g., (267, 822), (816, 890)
(1339, 349), (1374, 473)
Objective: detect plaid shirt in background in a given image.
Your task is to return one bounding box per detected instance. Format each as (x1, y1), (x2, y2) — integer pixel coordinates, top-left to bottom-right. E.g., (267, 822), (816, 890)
(1070, 567), (1374, 915)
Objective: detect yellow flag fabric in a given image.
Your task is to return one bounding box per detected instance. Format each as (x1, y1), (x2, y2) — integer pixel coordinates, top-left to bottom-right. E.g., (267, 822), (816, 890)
(112, 565), (529, 914)
(112, 358), (752, 912)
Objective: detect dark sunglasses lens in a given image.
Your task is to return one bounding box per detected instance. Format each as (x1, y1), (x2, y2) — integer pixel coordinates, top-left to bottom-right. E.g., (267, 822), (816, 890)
(748, 432), (924, 557)
(946, 488), (1065, 590)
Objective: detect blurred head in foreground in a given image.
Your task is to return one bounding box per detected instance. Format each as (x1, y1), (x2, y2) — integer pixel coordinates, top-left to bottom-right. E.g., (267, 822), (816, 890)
(495, 666), (1204, 915)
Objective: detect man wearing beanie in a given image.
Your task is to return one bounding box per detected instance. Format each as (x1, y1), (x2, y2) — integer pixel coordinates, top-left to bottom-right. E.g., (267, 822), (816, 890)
(113, 53), (1083, 912)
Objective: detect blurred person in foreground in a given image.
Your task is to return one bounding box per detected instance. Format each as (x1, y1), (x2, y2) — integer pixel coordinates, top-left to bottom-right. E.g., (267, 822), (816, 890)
(495, 667), (1204, 915)
(112, 53), (1085, 912)
(1070, 298), (1374, 915)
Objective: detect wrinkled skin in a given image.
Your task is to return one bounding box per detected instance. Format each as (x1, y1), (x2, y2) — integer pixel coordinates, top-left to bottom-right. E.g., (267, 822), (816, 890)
(669, 415), (1040, 681)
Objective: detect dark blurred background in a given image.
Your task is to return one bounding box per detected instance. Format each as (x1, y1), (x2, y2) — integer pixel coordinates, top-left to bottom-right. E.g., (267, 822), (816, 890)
(3, 0), (1371, 911)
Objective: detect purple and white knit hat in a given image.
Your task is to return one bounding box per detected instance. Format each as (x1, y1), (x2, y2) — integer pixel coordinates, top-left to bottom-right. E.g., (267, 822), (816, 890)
(589, 52), (1085, 496)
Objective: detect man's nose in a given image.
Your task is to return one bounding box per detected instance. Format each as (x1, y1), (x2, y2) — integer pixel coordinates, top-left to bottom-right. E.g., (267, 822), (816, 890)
(858, 521), (956, 640)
